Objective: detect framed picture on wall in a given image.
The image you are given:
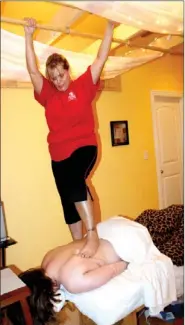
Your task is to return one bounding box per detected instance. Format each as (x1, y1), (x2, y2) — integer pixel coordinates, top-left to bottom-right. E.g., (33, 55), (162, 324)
(0, 201), (8, 242)
(110, 120), (129, 146)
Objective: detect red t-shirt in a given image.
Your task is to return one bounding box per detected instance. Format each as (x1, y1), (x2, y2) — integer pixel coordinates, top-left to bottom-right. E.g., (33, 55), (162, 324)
(34, 66), (99, 161)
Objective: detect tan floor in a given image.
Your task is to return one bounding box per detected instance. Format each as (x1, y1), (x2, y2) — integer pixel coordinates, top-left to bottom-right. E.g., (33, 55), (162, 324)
(57, 305), (184, 325)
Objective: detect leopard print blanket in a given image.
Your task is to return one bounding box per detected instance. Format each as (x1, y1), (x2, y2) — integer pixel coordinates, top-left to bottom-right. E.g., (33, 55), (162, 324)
(135, 204), (184, 266)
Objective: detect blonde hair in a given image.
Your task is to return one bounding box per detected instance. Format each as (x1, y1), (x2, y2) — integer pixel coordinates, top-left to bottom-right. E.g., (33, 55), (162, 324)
(46, 53), (69, 79)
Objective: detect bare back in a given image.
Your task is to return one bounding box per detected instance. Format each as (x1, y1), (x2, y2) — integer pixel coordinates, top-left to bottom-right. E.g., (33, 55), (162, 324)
(42, 238), (124, 291)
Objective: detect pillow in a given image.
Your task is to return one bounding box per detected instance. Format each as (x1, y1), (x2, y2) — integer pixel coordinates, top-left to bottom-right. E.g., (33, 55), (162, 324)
(96, 216), (161, 264)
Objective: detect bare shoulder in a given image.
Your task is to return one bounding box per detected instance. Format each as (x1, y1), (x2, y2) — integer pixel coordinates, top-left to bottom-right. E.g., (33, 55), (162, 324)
(42, 243), (71, 269)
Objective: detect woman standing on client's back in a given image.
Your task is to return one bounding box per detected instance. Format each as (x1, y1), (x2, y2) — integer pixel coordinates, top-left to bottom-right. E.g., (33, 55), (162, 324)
(24, 17), (115, 258)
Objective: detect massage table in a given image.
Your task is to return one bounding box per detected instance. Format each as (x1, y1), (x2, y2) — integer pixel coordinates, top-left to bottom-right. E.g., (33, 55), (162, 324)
(58, 217), (182, 325)
(66, 264), (183, 325)
(119, 264), (184, 325)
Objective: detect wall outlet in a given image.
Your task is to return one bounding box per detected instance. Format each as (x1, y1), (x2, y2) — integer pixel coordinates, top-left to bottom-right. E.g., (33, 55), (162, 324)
(144, 150), (149, 160)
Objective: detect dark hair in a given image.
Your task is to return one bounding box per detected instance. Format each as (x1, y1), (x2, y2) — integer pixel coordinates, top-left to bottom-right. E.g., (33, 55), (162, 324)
(46, 53), (69, 79)
(7, 268), (60, 325)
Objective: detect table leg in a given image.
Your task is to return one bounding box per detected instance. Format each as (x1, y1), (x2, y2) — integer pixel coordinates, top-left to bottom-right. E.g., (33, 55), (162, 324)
(20, 299), (33, 325)
(0, 309), (10, 325)
(121, 311), (137, 325)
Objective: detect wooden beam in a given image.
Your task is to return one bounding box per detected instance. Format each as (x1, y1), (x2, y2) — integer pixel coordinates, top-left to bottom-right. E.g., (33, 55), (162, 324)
(1, 16), (143, 45)
(35, 6), (84, 45)
(110, 29), (144, 55)
(48, 10), (85, 46)
(66, 10), (85, 28)
(1, 80), (32, 89)
(112, 38), (183, 56)
(1, 16), (183, 55)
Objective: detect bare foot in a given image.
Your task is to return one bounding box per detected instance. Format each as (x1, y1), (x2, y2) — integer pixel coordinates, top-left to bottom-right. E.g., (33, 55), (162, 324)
(79, 229), (99, 258)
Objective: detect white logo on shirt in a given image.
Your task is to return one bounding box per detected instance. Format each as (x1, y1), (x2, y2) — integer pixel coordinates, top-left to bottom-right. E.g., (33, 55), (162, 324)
(68, 91), (77, 101)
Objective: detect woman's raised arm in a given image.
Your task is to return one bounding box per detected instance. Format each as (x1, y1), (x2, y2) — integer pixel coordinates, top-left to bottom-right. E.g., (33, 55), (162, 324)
(24, 17), (43, 94)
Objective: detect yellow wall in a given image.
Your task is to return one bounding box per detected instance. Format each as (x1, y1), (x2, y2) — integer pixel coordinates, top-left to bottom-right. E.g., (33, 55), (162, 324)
(1, 54), (183, 270)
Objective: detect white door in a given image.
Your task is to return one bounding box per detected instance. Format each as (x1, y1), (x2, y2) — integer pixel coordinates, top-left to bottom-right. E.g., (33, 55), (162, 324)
(151, 91), (183, 208)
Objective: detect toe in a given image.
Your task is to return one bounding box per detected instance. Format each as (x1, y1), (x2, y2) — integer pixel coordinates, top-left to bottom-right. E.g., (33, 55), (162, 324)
(80, 250), (91, 258)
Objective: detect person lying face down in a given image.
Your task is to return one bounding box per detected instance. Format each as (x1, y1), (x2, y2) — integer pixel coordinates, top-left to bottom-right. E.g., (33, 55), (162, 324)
(42, 235), (128, 294)
(7, 223), (128, 324)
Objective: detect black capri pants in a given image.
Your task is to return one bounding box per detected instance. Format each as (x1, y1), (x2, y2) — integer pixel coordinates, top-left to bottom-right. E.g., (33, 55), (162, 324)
(51, 145), (97, 225)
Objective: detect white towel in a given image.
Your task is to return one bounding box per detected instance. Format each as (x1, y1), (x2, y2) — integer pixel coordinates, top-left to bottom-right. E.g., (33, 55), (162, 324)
(97, 217), (177, 314)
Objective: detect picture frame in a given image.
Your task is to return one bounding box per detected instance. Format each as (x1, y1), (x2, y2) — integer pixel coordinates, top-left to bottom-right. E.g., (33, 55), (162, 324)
(0, 201), (8, 241)
(110, 120), (129, 146)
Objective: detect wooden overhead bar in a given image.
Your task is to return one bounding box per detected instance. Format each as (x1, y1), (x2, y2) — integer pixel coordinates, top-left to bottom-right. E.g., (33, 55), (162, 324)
(1, 16), (124, 43)
(1, 16), (183, 55)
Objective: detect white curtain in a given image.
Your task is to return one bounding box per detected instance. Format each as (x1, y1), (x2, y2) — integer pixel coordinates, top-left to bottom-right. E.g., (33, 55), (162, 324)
(55, 1), (183, 35)
(1, 29), (163, 82)
(2, 1), (182, 83)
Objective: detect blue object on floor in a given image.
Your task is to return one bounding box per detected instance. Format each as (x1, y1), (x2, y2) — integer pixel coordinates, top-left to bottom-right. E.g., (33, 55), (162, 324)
(160, 311), (175, 322)
(167, 302), (184, 318)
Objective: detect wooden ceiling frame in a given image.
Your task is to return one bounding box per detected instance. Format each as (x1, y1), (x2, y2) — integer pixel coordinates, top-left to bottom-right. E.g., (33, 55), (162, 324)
(113, 35), (183, 56)
(47, 10), (86, 46)
(34, 5), (85, 46)
(1, 15), (183, 56)
(58, 0), (183, 56)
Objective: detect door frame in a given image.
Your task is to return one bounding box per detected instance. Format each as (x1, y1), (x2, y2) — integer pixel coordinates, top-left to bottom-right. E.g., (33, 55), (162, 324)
(150, 90), (183, 208)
